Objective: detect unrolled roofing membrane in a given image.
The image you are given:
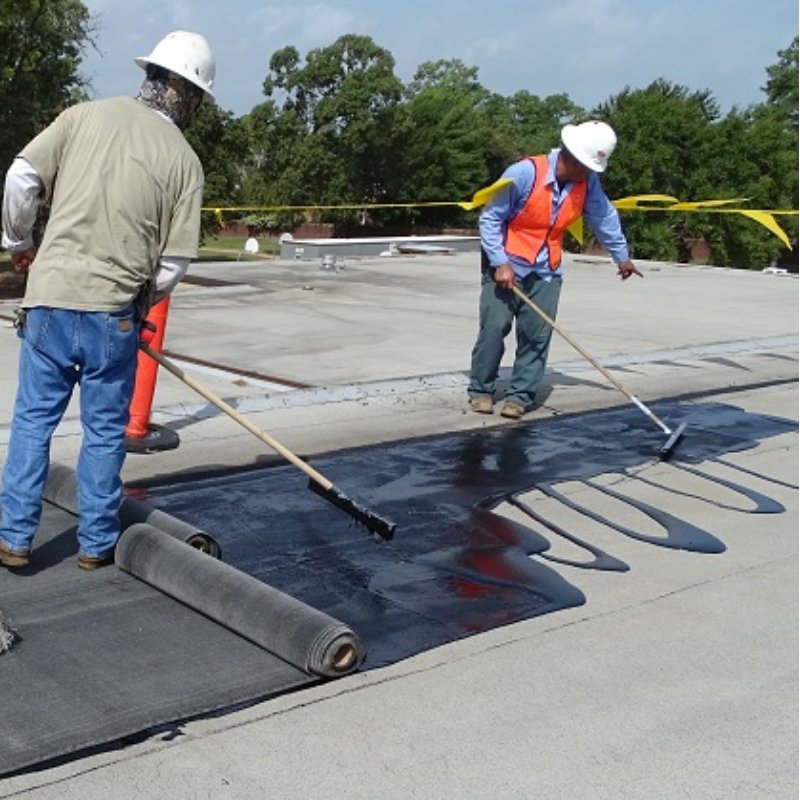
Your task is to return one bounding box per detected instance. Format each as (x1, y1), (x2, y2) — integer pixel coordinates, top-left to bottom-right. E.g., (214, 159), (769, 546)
(0, 398), (793, 775)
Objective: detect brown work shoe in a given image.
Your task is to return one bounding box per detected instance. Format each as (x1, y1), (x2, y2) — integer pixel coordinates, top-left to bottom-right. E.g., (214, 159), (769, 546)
(469, 396), (494, 414)
(500, 401), (526, 420)
(0, 539), (31, 568)
(77, 550), (115, 571)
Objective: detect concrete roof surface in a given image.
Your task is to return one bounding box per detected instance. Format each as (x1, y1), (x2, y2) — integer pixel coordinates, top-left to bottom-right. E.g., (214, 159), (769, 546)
(0, 252), (797, 799)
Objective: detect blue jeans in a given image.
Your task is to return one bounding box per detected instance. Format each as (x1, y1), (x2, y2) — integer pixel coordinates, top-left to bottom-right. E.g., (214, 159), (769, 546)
(469, 270), (562, 408)
(0, 307), (139, 558)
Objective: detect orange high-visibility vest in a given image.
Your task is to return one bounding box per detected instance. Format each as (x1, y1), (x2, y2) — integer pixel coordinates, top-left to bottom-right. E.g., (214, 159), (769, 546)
(505, 155), (587, 269)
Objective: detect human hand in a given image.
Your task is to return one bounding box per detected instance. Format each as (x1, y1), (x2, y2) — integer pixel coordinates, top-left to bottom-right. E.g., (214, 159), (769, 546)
(617, 260), (643, 280)
(139, 320), (157, 347)
(493, 263), (517, 290)
(11, 248), (37, 274)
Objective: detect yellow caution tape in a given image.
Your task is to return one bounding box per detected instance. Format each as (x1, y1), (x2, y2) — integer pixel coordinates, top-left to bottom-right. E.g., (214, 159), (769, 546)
(473, 186), (798, 248)
(457, 178), (513, 210)
(608, 195), (798, 249)
(567, 217), (584, 245)
(204, 184), (798, 248)
(613, 194), (680, 208)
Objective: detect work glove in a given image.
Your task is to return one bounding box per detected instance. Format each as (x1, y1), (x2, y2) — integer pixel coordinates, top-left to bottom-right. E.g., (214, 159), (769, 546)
(139, 320), (157, 348)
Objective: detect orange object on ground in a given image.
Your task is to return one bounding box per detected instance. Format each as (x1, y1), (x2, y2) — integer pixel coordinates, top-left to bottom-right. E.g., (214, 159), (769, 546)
(125, 296), (170, 439)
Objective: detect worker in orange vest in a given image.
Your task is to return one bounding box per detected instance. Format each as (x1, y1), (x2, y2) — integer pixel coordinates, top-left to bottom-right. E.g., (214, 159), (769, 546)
(468, 120), (642, 420)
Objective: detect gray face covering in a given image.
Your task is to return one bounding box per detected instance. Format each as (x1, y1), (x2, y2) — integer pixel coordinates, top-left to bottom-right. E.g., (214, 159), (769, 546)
(136, 69), (203, 130)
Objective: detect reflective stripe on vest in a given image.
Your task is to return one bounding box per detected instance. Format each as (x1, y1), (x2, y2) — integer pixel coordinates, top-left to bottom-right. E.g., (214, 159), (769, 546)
(505, 154), (587, 270)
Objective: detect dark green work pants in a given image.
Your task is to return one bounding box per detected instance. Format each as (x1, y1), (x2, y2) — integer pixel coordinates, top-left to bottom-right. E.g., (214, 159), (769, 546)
(468, 269), (562, 409)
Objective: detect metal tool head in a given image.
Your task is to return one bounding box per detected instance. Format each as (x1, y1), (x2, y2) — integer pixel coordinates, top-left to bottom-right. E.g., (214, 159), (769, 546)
(658, 422), (688, 461)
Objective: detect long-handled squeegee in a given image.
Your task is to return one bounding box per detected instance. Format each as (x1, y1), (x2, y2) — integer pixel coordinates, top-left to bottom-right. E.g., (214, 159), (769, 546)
(141, 345), (396, 540)
(511, 286), (687, 460)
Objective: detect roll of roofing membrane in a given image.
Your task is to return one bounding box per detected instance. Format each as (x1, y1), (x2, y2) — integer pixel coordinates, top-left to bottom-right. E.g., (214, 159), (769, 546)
(116, 522), (366, 677)
(43, 462), (221, 557)
(119, 495), (222, 558)
(41, 461), (88, 511)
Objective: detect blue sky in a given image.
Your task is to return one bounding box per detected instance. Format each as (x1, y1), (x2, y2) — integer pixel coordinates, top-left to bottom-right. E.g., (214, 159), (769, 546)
(82, 0), (797, 117)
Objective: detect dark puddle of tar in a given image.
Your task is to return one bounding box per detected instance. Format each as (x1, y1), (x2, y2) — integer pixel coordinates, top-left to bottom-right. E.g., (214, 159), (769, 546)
(131, 399), (797, 668)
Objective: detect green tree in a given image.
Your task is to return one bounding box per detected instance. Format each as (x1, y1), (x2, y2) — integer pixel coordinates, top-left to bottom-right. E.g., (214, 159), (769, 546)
(237, 100), (302, 203)
(696, 101), (798, 268)
(0, 0), (94, 174)
(406, 58), (483, 95)
(762, 37), (799, 262)
(478, 90), (583, 180)
(763, 36), (798, 129)
(393, 61), (583, 229)
(392, 59), (489, 227)
(594, 80), (724, 262)
(257, 34), (404, 221)
(184, 103), (253, 238)
(185, 103), (250, 206)
(595, 69), (797, 267)
(237, 33), (794, 263)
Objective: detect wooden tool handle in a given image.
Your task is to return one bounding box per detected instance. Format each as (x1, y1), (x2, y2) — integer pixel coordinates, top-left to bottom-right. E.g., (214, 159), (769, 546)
(510, 285), (633, 400)
(510, 285), (672, 435)
(141, 345), (334, 491)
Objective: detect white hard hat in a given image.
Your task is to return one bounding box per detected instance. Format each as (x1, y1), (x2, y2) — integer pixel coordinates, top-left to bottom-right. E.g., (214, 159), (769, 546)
(135, 31), (215, 100)
(560, 120), (617, 173)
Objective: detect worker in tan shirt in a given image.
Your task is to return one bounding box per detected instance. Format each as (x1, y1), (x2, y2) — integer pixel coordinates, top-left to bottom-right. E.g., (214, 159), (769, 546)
(0, 30), (215, 570)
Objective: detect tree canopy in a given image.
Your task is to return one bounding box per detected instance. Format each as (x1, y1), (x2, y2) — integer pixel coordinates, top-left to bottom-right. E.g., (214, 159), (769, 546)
(0, 13), (796, 269)
(0, 0), (94, 174)
(763, 36), (798, 129)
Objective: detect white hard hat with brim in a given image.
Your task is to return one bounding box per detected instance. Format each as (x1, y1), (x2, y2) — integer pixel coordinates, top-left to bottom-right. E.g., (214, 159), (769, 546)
(136, 30), (216, 101)
(561, 121), (617, 173)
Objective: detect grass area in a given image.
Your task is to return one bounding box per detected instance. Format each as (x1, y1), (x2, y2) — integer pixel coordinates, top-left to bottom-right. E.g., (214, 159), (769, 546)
(196, 235), (280, 262)
(0, 238), (277, 275)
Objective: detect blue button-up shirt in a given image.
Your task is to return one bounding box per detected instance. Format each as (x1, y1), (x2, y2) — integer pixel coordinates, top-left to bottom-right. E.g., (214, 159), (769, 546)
(479, 149), (630, 280)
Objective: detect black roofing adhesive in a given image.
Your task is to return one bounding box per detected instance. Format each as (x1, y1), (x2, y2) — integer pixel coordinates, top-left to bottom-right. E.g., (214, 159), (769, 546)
(628, 462), (786, 513)
(134, 400), (794, 666)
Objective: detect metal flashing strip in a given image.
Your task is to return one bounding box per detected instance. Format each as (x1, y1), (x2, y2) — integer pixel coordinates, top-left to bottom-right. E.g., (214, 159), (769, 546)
(0, 336), (795, 444)
(153, 334), (798, 418)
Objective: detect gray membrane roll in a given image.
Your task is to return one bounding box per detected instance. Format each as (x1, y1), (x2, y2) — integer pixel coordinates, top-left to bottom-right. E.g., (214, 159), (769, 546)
(43, 462), (221, 556)
(118, 495), (222, 558)
(116, 523), (366, 677)
(41, 461), (86, 510)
